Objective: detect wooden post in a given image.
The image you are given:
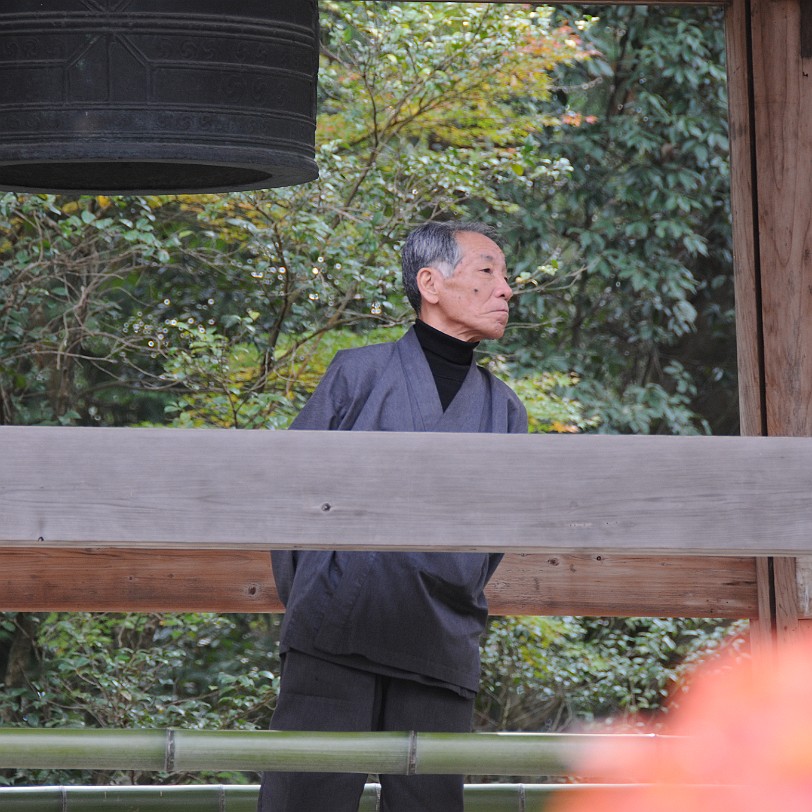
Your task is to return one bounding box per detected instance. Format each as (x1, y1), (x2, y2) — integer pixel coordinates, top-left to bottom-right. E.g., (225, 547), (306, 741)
(727, 0), (812, 649)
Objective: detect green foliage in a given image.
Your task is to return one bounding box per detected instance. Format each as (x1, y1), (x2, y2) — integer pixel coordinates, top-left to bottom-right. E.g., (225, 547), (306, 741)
(2, 4), (734, 435)
(1, 2), (588, 430)
(0, 3), (735, 435)
(0, 612), (280, 786)
(151, 1), (587, 428)
(477, 615), (748, 733)
(0, 609), (749, 787)
(493, 3), (733, 434)
(0, 194), (177, 426)
(498, 369), (598, 434)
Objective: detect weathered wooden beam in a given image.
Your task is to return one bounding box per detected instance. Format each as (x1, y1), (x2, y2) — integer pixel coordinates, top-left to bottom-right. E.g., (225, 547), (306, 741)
(750, 0), (812, 437)
(489, 553), (757, 618)
(2, 427), (812, 556)
(726, 0), (771, 650)
(0, 549), (276, 613)
(726, 0), (812, 647)
(0, 549), (758, 618)
(727, 0), (763, 438)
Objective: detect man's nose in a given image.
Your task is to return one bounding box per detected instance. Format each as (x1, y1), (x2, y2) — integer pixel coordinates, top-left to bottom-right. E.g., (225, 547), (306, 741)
(498, 275), (513, 300)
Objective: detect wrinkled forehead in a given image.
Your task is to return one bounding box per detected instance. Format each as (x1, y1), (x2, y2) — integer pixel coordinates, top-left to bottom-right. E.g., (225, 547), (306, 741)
(455, 231), (505, 262)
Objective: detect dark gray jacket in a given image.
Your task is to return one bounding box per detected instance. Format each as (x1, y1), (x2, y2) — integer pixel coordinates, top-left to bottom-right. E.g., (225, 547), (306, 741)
(272, 327), (527, 693)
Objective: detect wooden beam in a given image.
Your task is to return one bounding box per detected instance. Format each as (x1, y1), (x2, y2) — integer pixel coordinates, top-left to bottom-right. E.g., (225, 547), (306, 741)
(0, 549), (757, 618)
(726, 0), (812, 647)
(727, 0), (775, 649)
(727, 0), (765, 438)
(2, 427), (812, 556)
(751, 557), (775, 655)
(752, 0), (812, 438)
(0, 549), (277, 613)
(772, 556), (801, 636)
(487, 553), (757, 618)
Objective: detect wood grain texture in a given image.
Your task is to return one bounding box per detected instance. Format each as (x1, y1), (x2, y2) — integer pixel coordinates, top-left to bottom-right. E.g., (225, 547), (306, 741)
(3, 427), (812, 555)
(0, 549), (276, 613)
(745, 0), (812, 641)
(799, 619), (812, 643)
(486, 553), (757, 618)
(0, 549), (757, 618)
(726, 0), (765, 437)
(751, 557), (775, 656)
(751, 0), (812, 436)
(773, 555), (801, 638)
(795, 555), (812, 618)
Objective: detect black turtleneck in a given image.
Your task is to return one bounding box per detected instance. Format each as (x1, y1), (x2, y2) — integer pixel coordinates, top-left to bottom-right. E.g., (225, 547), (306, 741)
(413, 320), (479, 411)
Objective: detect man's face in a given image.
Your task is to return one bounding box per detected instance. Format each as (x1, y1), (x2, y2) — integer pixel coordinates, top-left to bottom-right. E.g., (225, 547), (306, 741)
(430, 231), (513, 342)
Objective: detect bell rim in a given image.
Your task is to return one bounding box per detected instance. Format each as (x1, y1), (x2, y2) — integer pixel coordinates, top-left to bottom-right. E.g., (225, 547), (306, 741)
(0, 155), (319, 195)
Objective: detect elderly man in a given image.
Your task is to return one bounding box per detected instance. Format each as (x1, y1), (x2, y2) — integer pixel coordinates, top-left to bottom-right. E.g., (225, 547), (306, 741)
(257, 220), (527, 812)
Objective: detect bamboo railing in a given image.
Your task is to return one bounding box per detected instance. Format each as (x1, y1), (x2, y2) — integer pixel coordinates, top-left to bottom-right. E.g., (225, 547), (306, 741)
(0, 729), (683, 810)
(0, 783), (657, 812)
(0, 728), (665, 776)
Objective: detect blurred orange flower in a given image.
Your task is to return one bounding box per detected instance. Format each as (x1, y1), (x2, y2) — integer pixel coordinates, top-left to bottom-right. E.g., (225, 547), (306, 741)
(551, 641), (812, 812)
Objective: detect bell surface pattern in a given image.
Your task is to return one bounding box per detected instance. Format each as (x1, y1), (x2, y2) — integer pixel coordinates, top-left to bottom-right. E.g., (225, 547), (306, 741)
(0, 0), (319, 194)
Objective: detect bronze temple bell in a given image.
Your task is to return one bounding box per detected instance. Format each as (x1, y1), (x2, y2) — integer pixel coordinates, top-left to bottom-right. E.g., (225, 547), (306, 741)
(0, 0), (319, 194)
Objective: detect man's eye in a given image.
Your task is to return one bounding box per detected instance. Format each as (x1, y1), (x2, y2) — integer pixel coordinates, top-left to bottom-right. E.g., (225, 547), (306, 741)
(480, 268), (492, 274)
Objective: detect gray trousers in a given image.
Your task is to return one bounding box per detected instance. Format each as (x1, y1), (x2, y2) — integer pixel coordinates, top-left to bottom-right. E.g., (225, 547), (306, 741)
(256, 651), (475, 812)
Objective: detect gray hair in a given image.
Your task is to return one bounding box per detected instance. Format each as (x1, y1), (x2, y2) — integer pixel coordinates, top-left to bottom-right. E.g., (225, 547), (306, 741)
(401, 220), (501, 315)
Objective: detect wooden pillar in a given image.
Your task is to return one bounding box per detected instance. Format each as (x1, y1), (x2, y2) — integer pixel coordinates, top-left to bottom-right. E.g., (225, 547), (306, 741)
(727, 0), (812, 650)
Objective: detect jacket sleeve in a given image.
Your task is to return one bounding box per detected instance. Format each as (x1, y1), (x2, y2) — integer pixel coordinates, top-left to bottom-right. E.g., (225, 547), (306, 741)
(289, 351), (351, 431)
(509, 393), (529, 435)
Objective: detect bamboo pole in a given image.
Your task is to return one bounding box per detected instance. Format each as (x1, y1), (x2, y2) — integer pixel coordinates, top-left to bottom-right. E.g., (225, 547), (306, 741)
(0, 783), (660, 812)
(0, 729), (666, 776)
(0, 785), (259, 812)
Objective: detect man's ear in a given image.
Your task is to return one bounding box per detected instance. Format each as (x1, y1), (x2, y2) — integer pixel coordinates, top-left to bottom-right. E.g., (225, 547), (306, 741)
(416, 266), (441, 305)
